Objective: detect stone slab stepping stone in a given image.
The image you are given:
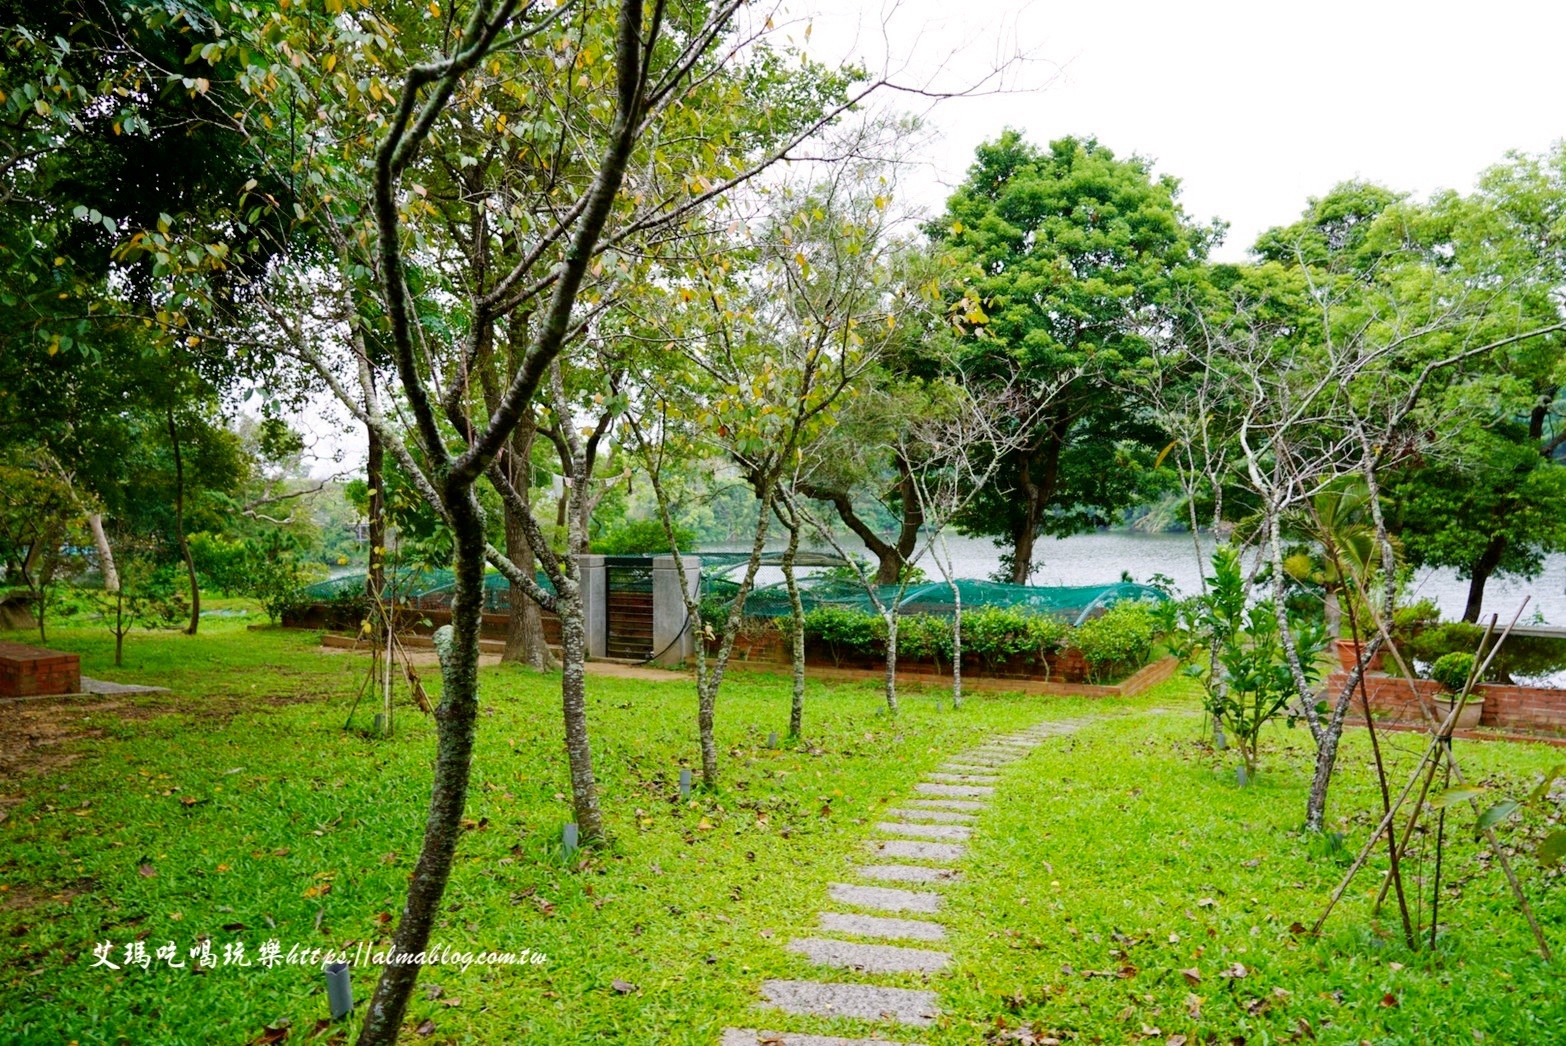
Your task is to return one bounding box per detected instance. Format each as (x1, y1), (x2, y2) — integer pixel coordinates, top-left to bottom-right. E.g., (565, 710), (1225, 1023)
(721, 1030), (921, 1046)
(856, 863), (962, 885)
(925, 773), (999, 785)
(940, 763), (1005, 773)
(865, 839), (967, 862)
(904, 798), (986, 811)
(884, 808), (975, 823)
(820, 911), (946, 942)
(914, 782), (993, 797)
(758, 980), (939, 1027)
(829, 882), (941, 913)
(788, 936), (951, 975)
(876, 821), (972, 841)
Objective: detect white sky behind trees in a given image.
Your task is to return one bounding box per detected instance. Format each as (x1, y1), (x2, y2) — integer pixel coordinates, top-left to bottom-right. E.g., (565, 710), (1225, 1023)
(801, 0), (1566, 259)
(294, 0), (1566, 472)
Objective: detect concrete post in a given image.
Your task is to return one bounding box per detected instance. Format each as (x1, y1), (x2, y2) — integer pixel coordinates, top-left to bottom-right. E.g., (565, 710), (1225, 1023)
(577, 554), (606, 659)
(651, 555), (700, 668)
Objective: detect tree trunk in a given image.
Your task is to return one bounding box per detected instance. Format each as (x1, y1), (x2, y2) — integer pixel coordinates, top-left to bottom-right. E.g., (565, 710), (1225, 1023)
(503, 414), (555, 669)
(949, 581), (963, 709)
(1463, 535), (1506, 623)
(883, 610), (899, 714)
(1303, 638), (1382, 832)
(1010, 519), (1036, 585)
(556, 577), (604, 839)
(356, 487), (486, 1044)
(114, 589), (125, 666)
(780, 512), (805, 738)
(89, 514), (119, 593)
(167, 410), (199, 636)
(697, 479), (774, 788)
(366, 424), (386, 602)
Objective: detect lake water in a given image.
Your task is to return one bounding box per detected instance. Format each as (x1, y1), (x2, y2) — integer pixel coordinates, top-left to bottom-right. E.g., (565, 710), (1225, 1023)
(727, 531), (1566, 626)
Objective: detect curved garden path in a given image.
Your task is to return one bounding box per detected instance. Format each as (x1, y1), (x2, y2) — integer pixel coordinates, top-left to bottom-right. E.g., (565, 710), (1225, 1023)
(720, 716), (1095, 1046)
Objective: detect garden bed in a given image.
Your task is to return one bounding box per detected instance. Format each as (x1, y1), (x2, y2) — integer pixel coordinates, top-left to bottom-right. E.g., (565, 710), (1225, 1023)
(725, 652), (1181, 697)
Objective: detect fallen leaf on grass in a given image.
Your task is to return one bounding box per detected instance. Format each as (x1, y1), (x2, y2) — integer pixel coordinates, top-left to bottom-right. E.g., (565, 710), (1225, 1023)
(1180, 967), (1201, 985)
(1381, 993), (1398, 1007)
(415, 1019), (436, 1036)
(248, 1019), (290, 1045)
(611, 979), (638, 994)
(138, 864), (156, 878)
(1168, 1036), (1189, 1046)
(1219, 962), (1248, 979)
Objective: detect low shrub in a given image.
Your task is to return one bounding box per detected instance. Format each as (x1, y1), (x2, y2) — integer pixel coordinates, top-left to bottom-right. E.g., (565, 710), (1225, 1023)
(1073, 600), (1161, 683)
(802, 605), (887, 666)
(896, 613), (953, 670)
(960, 605), (1068, 672)
(1430, 650), (1477, 694)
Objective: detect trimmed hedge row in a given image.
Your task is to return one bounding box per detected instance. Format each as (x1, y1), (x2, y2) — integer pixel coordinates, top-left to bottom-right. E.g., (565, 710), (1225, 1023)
(801, 600), (1162, 684)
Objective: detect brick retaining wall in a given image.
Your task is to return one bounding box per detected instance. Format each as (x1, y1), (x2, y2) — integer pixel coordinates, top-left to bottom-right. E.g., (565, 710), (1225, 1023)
(1328, 669), (1566, 734)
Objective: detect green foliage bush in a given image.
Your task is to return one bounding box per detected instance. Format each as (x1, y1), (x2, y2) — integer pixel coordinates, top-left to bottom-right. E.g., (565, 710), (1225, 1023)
(802, 606), (887, 666)
(1073, 601), (1160, 683)
(1430, 651), (1477, 693)
(793, 602), (1160, 679)
(593, 518), (694, 555)
(894, 613), (952, 668)
(960, 605), (1068, 671)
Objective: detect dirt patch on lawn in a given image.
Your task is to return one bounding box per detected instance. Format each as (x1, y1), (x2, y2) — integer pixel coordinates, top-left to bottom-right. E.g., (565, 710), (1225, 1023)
(0, 698), (155, 783)
(0, 687), (335, 785)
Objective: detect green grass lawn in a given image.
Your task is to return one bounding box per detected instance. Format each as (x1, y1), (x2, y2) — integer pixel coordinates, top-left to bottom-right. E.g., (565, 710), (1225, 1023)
(0, 614), (1561, 1044)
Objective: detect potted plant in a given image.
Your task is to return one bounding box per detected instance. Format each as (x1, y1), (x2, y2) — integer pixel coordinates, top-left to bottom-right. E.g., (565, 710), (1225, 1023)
(1332, 584), (1389, 671)
(1428, 651), (1483, 730)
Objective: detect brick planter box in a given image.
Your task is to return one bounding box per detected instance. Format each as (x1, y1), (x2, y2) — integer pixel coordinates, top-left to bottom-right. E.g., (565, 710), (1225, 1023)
(0, 641), (82, 698)
(1327, 669), (1566, 735)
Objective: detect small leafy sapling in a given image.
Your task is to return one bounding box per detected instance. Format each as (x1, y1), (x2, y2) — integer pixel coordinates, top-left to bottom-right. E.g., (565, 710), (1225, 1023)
(1169, 547), (1329, 779)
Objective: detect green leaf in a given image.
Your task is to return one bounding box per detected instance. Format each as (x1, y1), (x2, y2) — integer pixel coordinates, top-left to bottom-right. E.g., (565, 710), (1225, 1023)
(1474, 800), (1519, 834)
(1526, 764), (1563, 805)
(1538, 831), (1566, 868)
(1429, 786), (1485, 809)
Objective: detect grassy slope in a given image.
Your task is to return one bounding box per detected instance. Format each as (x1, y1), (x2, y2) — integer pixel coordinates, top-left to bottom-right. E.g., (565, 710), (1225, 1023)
(0, 615), (1561, 1044)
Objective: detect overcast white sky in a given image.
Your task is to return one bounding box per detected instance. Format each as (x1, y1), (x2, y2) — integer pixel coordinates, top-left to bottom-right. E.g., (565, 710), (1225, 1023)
(797, 0), (1566, 259)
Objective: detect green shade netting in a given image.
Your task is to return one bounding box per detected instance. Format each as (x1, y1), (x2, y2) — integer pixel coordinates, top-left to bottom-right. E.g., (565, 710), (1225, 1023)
(704, 576), (1166, 627)
(301, 568), (554, 612)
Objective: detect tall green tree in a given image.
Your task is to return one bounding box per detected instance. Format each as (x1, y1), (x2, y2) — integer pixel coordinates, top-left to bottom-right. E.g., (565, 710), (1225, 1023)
(931, 131), (1217, 582)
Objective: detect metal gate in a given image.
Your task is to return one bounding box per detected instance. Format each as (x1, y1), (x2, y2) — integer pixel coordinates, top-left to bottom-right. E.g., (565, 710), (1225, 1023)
(604, 557), (655, 661)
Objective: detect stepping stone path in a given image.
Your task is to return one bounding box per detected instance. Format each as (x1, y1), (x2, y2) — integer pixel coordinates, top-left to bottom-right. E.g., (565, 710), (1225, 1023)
(722, 717), (1090, 1046)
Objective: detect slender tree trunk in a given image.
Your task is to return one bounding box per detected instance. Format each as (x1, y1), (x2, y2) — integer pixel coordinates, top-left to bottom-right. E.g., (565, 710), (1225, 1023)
(1462, 535), (1505, 623)
(114, 589), (125, 666)
(779, 511), (805, 738)
(367, 424), (386, 601)
(1303, 638), (1383, 832)
(883, 610), (899, 714)
(697, 479), (774, 788)
(556, 577), (603, 838)
(356, 487), (486, 1044)
(503, 414), (555, 669)
(89, 514), (119, 593)
(167, 410), (199, 636)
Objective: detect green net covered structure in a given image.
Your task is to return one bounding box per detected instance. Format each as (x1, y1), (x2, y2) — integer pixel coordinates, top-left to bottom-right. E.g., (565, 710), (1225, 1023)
(301, 556), (1164, 629)
(704, 574), (1166, 628)
(299, 568), (552, 613)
